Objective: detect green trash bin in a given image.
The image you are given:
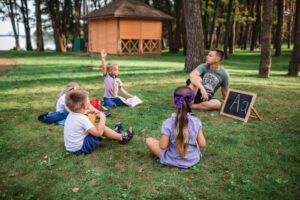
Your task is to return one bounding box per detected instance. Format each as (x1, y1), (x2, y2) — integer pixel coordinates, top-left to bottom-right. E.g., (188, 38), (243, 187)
(74, 36), (81, 52)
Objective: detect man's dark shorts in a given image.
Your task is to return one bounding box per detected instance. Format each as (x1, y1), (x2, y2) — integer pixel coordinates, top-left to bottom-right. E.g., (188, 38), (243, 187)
(186, 79), (213, 104)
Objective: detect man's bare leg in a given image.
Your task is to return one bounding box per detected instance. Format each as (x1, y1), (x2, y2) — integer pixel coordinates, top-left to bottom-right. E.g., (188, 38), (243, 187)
(191, 99), (221, 111)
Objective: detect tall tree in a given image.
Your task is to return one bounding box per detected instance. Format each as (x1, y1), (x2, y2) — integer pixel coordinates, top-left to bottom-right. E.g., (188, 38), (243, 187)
(274, 0), (284, 56)
(35, 0), (44, 51)
(250, 0), (262, 51)
(223, 0), (233, 59)
(74, 0), (81, 39)
(229, 1), (237, 54)
(2, 0), (20, 50)
(288, 0), (300, 76)
(241, 0), (255, 50)
(259, 0), (274, 77)
(208, 0), (219, 49)
(183, 0), (205, 72)
(173, 0), (182, 51)
(165, 0), (177, 52)
(46, 0), (71, 52)
(20, 0), (33, 51)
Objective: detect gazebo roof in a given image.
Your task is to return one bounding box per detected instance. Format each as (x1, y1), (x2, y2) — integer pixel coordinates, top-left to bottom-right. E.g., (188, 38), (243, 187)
(82, 0), (172, 20)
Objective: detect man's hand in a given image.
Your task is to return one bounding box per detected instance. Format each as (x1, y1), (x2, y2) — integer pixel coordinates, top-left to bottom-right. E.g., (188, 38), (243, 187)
(200, 88), (209, 101)
(101, 50), (107, 58)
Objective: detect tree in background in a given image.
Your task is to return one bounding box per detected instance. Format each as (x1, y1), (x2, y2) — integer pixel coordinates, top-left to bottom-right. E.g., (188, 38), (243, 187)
(20, 0), (33, 51)
(259, 0), (274, 77)
(274, 0), (284, 56)
(288, 0), (299, 76)
(223, 0), (233, 58)
(35, 0), (44, 51)
(1, 0), (20, 51)
(182, 0), (205, 72)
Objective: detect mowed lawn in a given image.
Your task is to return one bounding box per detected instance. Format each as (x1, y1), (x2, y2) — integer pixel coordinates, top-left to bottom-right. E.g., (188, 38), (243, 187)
(0, 49), (299, 199)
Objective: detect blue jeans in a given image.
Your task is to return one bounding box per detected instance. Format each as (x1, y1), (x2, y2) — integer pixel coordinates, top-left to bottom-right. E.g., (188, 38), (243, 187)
(103, 97), (125, 107)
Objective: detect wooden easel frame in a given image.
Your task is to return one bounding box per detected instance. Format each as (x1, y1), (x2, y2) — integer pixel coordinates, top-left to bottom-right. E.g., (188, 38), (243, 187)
(220, 89), (262, 123)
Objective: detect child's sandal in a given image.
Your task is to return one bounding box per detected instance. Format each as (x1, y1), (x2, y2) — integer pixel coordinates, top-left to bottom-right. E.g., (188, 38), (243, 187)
(120, 128), (134, 144)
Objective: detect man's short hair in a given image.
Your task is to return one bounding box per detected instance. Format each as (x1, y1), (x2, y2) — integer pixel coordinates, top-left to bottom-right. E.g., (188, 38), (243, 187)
(211, 48), (225, 61)
(66, 90), (88, 112)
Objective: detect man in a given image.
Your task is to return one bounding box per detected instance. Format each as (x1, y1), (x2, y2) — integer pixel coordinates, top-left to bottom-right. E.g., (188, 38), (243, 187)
(187, 48), (230, 111)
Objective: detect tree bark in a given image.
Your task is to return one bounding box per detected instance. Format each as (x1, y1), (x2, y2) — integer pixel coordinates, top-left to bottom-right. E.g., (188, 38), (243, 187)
(242, 0), (255, 50)
(202, 0), (209, 49)
(208, 0), (219, 49)
(250, 0), (262, 51)
(46, 0), (67, 52)
(288, 0), (300, 76)
(35, 0), (44, 51)
(182, 0), (205, 72)
(20, 0), (33, 51)
(259, 0), (274, 77)
(6, 0), (20, 51)
(173, 0), (182, 50)
(274, 0), (284, 56)
(223, 0), (233, 59)
(229, 3), (236, 54)
(165, 0), (177, 52)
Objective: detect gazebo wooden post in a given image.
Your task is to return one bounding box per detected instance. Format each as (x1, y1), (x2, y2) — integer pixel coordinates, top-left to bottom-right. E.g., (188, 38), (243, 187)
(139, 39), (143, 55)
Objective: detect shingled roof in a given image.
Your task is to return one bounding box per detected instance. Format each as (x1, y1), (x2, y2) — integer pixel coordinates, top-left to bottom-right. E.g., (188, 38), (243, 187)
(82, 0), (172, 20)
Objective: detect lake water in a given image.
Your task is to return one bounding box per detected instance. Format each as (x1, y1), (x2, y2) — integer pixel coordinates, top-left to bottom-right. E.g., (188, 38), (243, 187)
(0, 36), (55, 50)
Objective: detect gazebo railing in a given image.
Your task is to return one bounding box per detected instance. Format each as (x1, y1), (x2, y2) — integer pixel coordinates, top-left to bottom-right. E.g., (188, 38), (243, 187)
(119, 39), (160, 55)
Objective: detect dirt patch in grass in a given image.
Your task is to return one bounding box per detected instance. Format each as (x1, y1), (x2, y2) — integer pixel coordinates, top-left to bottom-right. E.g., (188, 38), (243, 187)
(0, 57), (16, 75)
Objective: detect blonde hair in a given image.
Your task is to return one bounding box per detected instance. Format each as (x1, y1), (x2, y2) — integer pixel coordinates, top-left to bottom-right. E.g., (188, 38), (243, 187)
(65, 89), (88, 112)
(56, 82), (80, 105)
(174, 86), (194, 158)
(107, 63), (118, 71)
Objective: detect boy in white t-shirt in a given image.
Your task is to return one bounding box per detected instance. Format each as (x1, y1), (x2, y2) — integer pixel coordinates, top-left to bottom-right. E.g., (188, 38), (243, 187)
(64, 89), (134, 154)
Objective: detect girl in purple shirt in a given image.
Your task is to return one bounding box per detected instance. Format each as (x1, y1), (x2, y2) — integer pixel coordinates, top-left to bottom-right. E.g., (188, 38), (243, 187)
(146, 86), (206, 168)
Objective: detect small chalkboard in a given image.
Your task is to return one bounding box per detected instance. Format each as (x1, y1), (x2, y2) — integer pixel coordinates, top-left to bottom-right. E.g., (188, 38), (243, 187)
(220, 89), (257, 123)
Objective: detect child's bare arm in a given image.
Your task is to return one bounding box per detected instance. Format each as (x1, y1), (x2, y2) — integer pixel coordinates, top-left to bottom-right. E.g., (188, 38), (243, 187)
(197, 129), (206, 148)
(159, 135), (169, 150)
(119, 87), (134, 98)
(87, 112), (106, 137)
(101, 50), (107, 76)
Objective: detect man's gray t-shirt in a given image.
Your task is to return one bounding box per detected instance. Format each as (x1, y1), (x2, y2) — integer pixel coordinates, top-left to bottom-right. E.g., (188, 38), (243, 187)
(196, 63), (229, 96)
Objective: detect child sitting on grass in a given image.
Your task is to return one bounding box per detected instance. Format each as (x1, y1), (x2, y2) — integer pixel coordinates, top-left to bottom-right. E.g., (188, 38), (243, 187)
(146, 86), (206, 168)
(101, 50), (135, 107)
(64, 89), (134, 154)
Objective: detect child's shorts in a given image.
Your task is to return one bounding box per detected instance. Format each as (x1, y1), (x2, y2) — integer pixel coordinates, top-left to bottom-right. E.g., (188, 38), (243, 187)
(75, 135), (101, 155)
(103, 97), (125, 107)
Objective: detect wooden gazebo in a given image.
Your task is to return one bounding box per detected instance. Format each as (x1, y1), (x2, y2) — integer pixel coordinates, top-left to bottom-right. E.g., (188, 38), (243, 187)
(82, 0), (172, 55)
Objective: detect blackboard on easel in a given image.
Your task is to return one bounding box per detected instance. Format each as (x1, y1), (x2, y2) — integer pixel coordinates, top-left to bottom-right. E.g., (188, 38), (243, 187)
(220, 89), (261, 123)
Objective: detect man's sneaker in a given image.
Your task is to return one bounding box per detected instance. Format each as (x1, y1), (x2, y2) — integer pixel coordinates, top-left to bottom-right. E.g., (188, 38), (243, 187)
(114, 122), (123, 134)
(120, 128), (134, 144)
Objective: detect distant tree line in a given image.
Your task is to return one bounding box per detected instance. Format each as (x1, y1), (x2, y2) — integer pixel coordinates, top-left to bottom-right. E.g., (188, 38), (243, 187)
(0, 0), (298, 76)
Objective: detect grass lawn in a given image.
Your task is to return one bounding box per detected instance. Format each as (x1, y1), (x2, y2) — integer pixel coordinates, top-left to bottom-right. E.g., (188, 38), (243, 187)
(0, 49), (299, 199)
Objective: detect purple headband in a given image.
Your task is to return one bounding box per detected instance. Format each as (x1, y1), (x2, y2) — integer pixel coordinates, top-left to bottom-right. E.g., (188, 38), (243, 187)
(174, 92), (195, 113)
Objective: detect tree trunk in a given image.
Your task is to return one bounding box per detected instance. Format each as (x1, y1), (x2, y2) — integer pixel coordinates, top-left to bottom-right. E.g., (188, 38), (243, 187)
(47, 0), (67, 52)
(182, 0), (205, 72)
(288, 0), (300, 76)
(250, 0), (262, 51)
(208, 0), (219, 49)
(274, 0), (284, 56)
(286, 0), (292, 49)
(242, 0), (255, 50)
(223, 0), (233, 59)
(165, 0), (177, 52)
(74, 0), (81, 38)
(202, 0), (209, 49)
(20, 0), (33, 51)
(215, 24), (222, 48)
(259, 0), (274, 77)
(173, 0), (182, 50)
(6, 0), (20, 51)
(229, 3), (236, 54)
(181, 3), (187, 56)
(35, 0), (44, 51)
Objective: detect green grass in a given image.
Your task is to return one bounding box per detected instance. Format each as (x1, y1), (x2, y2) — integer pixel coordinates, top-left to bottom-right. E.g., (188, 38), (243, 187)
(0, 49), (299, 199)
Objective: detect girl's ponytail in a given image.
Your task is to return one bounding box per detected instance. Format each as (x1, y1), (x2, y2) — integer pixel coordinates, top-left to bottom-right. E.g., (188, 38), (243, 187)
(173, 86), (195, 158)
